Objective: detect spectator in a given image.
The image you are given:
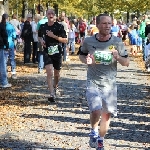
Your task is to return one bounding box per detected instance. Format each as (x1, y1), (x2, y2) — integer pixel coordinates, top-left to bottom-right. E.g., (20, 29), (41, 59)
(0, 14), (11, 88)
(145, 33), (150, 71)
(2, 14), (17, 79)
(59, 16), (69, 61)
(128, 24), (138, 55)
(136, 25), (142, 54)
(139, 14), (149, 61)
(10, 14), (21, 38)
(21, 14), (33, 64)
(20, 18), (25, 34)
(145, 20), (150, 45)
(111, 19), (122, 37)
(78, 17), (86, 40)
(31, 14), (39, 63)
(68, 20), (76, 55)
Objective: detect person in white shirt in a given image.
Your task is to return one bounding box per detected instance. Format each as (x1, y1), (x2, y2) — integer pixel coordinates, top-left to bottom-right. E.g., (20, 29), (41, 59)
(10, 14), (21, 50)
(68, 20), (76, 55)
(10, 14), (21, 38)
(31, 15), (39, 63)
(59, 16), (69, 61)
(145, 33), (150, 71)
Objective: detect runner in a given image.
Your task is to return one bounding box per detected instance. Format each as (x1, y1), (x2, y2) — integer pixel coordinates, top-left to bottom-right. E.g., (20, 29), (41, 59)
(79, 13), (129, 150)
(38, 9), (67, 102)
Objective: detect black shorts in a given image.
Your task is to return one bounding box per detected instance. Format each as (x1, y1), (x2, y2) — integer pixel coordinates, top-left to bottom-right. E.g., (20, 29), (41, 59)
(43, 52), (62, 70)
(80, 32), (85, 37)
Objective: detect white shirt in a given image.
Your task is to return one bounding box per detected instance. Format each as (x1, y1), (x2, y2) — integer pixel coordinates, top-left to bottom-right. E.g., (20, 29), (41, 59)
(145, 43), (150, 58)
(68, 25), (76, 39)
(31, 21), (38, 42)
(10, 19), (21, 35)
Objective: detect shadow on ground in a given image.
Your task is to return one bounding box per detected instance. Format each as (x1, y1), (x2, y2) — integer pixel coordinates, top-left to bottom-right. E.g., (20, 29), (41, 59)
(0, 133), (73, 150)
(0, 63), (149, 147)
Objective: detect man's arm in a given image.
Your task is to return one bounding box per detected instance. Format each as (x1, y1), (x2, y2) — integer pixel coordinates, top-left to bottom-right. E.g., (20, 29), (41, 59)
(79, 38), (89, 64)
(46, 24), (68, 43)
(52, 35), (68, 43)
(117, 56), (129, 67)
(112, 49), (129, 67)
(79, 54), (87, 64)
(38, 25), (46, 48)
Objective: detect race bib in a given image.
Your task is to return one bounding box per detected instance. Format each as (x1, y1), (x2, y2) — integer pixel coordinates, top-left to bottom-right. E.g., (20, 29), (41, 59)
(94, 51), (112, 65)
(48, 45), (59, 55)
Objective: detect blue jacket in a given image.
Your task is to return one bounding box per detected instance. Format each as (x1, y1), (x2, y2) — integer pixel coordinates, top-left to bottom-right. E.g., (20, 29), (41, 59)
(6, 22), (16, 48)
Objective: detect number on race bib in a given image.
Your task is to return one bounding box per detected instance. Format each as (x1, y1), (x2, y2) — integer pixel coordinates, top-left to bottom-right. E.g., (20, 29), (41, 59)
(48, 45), (59, 55)
(94, 51), (112, 65)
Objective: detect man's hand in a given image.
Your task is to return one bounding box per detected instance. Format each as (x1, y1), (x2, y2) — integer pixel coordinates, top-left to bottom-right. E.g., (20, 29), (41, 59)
(46, 30), (55, 38)
(112, 49), (129, 66)
(40, 39), (46, 48)
(86, 54), (95, 64)
(112, 50), (120, 60)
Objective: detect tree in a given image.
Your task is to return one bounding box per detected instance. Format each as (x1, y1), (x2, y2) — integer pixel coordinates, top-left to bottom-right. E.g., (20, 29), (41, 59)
(8, 0), (150, 19)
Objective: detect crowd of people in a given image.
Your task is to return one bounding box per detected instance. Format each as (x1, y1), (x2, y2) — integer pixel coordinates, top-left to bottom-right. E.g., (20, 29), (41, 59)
(0, 9), (149, 150)
(109, 15), (150, 71)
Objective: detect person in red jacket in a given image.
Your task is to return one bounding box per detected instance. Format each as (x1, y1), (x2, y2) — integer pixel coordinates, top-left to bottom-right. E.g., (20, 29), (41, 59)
(78, 17), (86, 40)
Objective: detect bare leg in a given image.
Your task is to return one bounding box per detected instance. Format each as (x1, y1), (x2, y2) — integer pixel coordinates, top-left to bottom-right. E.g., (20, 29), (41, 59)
(45, 64), (54, 96)
(99, 112), (111, 137)
(90, 110), (101, 129)
(53, 69), (60, 88)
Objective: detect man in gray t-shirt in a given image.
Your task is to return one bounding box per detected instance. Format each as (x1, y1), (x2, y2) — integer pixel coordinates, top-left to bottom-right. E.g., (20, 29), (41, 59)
(79, 14), (129, 150)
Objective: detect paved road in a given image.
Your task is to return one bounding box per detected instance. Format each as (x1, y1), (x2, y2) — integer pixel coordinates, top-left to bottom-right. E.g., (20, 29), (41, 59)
(0, 54), (149, 150)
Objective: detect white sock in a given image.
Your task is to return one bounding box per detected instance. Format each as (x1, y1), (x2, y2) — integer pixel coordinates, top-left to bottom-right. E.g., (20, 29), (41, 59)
(92, 126), (98, 133)
(50, 93), (54, 97)
(98, 136), (104, 141)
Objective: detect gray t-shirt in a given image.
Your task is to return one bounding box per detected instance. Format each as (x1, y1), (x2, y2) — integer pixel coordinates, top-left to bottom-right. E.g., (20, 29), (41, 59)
(81, 34), (127, 87)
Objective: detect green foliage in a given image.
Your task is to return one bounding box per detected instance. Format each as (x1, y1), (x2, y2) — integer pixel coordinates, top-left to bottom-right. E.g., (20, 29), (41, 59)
(8, 0), (150, 19)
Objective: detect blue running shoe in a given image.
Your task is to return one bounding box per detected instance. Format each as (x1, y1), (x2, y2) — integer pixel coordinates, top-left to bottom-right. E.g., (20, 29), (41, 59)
(89, 130), (98, 148)
(96, 138), (104, 150)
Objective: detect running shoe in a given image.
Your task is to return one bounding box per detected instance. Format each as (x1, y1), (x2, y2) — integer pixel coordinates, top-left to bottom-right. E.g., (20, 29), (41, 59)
(89, 130), (98, 148)
(48, 96), (55, 102)
(96, 138), (104, 150)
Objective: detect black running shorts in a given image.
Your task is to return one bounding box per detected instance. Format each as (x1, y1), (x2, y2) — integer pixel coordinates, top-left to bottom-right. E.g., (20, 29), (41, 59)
(43, 52), (62, 70)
